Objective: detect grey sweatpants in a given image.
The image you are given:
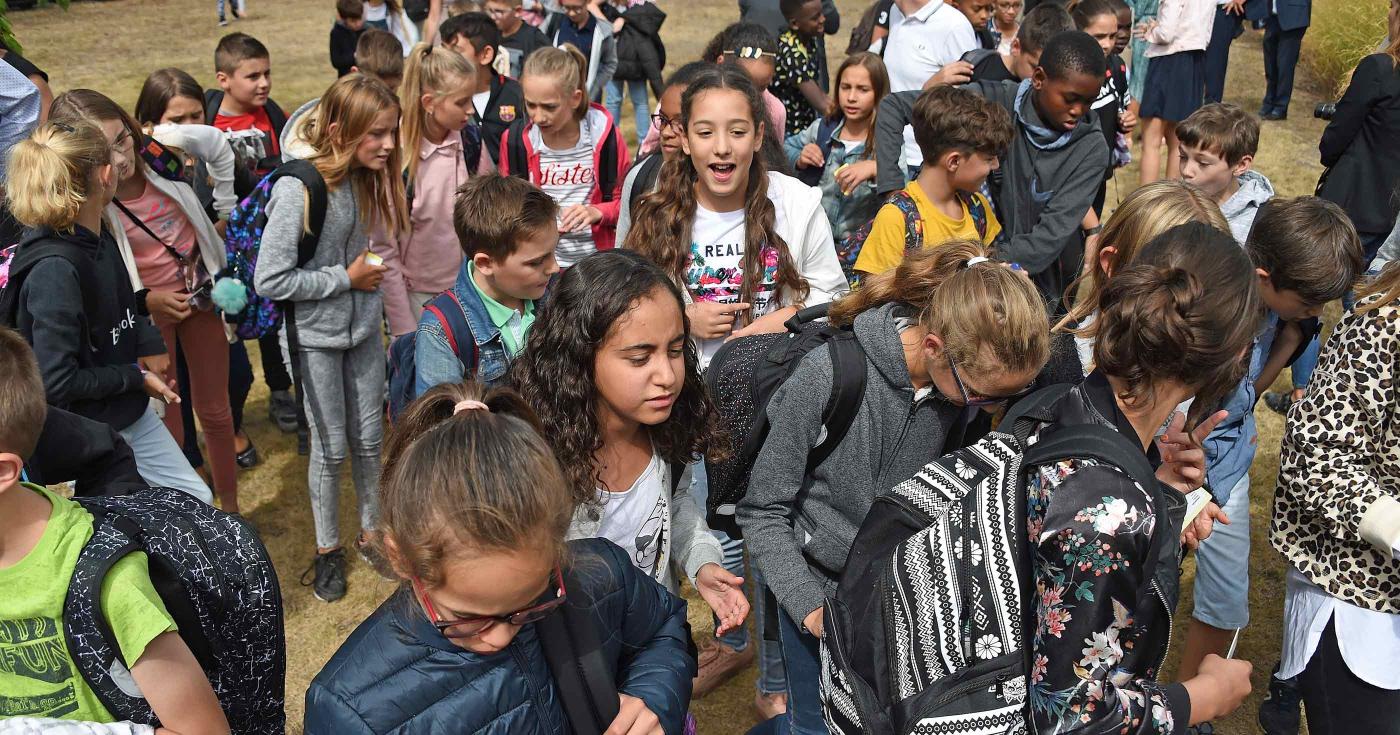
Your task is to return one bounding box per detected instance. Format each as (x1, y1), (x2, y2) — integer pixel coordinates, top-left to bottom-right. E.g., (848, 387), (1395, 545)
(295, 337), (384, 550)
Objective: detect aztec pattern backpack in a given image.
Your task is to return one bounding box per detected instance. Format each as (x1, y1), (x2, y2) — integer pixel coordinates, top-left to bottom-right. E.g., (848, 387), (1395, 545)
(216, 159), (328, 341)
(820, 384), (1159, 735)
(837, 190), (991, 282)
(702, 303), (867, 536)
(65, 487), (285, 734)
(386, 289), (480, 420)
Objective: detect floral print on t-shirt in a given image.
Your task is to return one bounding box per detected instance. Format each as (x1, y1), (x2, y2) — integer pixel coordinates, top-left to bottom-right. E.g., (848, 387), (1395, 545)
(1026, 456), (1180, 735)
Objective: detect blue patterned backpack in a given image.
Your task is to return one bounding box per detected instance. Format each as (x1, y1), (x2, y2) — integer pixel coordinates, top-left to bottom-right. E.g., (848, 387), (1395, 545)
(214, 159), (327, 340)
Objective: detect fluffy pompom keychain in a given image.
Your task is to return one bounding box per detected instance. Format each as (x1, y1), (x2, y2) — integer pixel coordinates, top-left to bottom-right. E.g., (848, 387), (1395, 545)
(211, 277), (248, 315)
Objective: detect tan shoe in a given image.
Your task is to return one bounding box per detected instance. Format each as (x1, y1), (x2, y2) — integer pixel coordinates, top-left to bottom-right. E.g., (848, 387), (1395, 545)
(691, 640), (756, 699)
(754, 691), (788, 721)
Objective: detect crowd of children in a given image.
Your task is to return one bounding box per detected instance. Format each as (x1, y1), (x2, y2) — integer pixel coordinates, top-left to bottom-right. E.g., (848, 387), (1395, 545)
(1, 1), (1398, 734)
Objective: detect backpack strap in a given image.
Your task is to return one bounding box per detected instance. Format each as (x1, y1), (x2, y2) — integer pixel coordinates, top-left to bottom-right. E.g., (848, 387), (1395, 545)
(598, 120), (619, 205)
(536, 568), (620, 735)
(461, 122), (484, 175)
(816, 117), (841, 164)
(505, 120), (531, 183)
(888, 189), (924, 254)
(271, 159), (329, 269)
(422, 290), (479, 375)
(203, 89), (222, 125)
(264, 98), (288, 139)
(630, 154), (664, 209)
(806, 331), (868, 473)
(958, 190), (988, 241)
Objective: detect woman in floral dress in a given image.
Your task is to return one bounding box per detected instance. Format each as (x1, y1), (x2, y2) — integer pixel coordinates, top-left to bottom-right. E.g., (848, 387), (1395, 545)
(1026, 223), (1254, 733)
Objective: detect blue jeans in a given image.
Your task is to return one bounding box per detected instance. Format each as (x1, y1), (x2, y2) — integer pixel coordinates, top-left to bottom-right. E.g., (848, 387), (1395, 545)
(606, 78), (651, 151)
(746, 608), (826, 735)
(690, 462), (787, 695)
(120, 406), (213, 504)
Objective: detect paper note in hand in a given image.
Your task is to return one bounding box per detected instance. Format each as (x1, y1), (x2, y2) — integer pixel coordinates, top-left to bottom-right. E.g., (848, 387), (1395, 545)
(364, 252), (384, 267)
(1184, 487), (1212, 525)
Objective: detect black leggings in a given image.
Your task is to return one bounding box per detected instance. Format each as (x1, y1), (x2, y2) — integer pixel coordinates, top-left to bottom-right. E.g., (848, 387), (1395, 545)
(1298, 618), (1400, 735)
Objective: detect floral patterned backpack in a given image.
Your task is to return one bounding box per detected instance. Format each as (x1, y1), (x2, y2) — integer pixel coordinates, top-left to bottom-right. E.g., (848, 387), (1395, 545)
(819, 383), (1158, 735)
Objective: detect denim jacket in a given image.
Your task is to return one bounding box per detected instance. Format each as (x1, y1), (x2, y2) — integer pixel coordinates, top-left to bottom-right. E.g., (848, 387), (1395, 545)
(1202, 311), (1279, 505)
(412, 264), (516, 395)
(783, 119), (881, 245)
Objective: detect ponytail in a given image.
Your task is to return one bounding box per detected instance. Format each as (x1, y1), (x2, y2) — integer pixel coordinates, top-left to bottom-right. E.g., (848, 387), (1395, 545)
(831, 239), (1049, 377)
(522, 44), (590, 120)
(400, 43), (477, 185)
(380, 382), (573, 586)
(1093, 222), (1262, 426)
(6, 120), (112, 231)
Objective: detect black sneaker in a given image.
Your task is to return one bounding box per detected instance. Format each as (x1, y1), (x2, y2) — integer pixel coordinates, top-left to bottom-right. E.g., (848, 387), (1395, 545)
(269, 390), (299, 433)
(301, 549), (347, 602)
(1258, 663), (1303, 735)
(1263, 391), (1295, 416)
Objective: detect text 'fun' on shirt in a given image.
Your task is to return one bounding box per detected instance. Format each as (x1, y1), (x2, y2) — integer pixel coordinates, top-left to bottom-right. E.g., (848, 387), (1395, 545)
(685, 204), (778, 369)
(538, 118), (598, 268)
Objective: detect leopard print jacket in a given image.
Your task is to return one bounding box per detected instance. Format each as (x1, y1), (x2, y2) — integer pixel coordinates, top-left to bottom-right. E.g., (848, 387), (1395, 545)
(1270, 296), (1400, 614)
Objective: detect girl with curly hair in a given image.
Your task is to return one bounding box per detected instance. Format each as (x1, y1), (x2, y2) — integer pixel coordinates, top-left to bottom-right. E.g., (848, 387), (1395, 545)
(510, 249), (750, 637)
(623, 63), (847, 371)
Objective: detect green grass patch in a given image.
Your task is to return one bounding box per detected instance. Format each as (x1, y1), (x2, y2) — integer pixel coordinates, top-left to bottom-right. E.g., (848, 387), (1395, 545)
(1303, 0), (1389, 98)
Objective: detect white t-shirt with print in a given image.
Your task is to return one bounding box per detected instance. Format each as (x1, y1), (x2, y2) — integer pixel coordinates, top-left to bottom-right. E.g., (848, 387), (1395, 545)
(537, 118), (597, 267)
(686, 204), (778, 369)
(594, 452), (667, 582)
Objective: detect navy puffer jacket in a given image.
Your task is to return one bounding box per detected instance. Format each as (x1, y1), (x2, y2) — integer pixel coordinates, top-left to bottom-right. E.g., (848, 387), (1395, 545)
(304, 538), (695, 734)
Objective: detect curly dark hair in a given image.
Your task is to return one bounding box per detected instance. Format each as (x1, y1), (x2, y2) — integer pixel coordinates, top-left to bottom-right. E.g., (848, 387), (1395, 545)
(509, 250), (726, 509)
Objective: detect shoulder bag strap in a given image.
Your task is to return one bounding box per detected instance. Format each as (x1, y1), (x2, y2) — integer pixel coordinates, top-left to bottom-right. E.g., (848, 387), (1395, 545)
(111, 198), (201, 289)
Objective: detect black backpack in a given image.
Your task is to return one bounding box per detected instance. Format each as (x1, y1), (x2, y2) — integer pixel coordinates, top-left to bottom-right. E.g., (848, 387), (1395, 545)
(702, 303), (867, 536)
(820, 384), (1167, 735)
(794, 117), (842, 188)
(65, 487), (285, 734)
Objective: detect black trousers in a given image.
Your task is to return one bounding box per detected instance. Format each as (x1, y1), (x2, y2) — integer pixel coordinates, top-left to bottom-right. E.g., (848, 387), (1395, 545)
(1298, 618), (1400, 735)
(1261, 17), (1306, 115)
(1204, 5), (1244, 104)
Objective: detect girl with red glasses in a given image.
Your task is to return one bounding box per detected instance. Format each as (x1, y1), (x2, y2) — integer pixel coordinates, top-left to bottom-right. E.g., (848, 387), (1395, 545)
(305, 381), (695, 735)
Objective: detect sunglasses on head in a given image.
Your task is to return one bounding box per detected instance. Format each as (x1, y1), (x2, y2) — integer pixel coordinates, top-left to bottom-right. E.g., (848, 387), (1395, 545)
(726, 46), (776, 61)
(413, 567), (567, 639)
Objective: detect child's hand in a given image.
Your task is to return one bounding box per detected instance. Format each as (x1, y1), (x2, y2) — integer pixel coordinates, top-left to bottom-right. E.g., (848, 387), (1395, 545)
(1133, 20), (1156, 40)
(347, 252), (387, 291)
(607, 694), (664, 735)
(1118, 107), (1139, 134)
(688, 300), (746, 340)
(559, 204), (602, 233)
(927, 60), (975, 89)
(696, 563), (749, 635)
(1155, 409), (1228, 494)
(142, 370), (181, 404)
(834, 160), (877, 193)
(1183, 501), (1228, 550)
(147, 291), (193, 324)
(802, 606), (825, 638)
(797, 143), (826, 170)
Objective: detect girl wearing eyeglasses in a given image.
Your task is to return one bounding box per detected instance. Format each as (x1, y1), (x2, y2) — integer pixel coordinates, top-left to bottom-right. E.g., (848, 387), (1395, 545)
(736, 239), (1049, 735)
(305, 381), (695, 735)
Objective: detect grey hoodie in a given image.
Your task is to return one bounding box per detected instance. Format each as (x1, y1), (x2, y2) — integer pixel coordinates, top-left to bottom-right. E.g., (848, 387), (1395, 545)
(253, 177), (383, 351)
(1220, 169), (1275, 245)
(738, 302), (963, 624)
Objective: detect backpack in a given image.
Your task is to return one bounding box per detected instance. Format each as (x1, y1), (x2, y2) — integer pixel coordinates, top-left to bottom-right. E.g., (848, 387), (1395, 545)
(216, 159), (328, 341)
(386, 289), (480, 420)
(204, 90), (289, 200)
(628, 153), (665, 211)
(65, 487), (285, 734)
(819, 384), (1161, 735)
(702, 303), (867, 536)
(837, 190), (990, 282)
(795, 117), (842, 189)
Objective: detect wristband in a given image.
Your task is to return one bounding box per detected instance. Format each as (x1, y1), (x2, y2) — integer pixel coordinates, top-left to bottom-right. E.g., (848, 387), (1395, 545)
(1082, 224), (1104, 237)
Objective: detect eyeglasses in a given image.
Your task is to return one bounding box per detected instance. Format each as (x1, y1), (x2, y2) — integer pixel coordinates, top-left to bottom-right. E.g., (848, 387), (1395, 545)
(412, 567), (567, 639)
(651, 111), (683, 133)
(946, 354), (1032, 407)
(725, 46), (776, 61)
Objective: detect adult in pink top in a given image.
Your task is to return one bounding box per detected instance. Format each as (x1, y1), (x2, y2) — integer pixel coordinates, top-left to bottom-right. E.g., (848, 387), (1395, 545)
(372, 134), (495, 336)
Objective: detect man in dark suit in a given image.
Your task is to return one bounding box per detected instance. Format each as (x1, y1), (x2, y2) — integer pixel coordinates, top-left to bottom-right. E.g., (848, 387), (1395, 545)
(1204, 0), (1262, 103)
(1257, 0), (1310, 120)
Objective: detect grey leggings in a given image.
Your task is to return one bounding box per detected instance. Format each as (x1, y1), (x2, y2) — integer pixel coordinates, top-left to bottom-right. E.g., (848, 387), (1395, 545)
(295, 337), (385, 550)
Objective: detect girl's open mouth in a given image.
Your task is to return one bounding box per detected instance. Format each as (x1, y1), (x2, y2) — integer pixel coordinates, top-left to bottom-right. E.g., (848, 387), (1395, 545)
(709, 162), (736, 184)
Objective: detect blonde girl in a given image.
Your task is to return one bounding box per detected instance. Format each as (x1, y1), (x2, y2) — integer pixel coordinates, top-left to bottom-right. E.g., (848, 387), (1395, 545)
(373, 43), (493, 336)
(1, 120), (210, 503)
(739, 240), (1050, 730)
(624, 63), (848, 370)
(50, 89), (241, 513)
(500, 44), (631, 265)
(253, 74), (407, 603)
(305, 382), (695, 733)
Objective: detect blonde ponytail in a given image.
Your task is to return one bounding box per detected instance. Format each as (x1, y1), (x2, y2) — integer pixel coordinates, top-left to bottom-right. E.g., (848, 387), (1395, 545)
(400, 42), (477, 185)
(523, 44), (590, 120)
(6, 120), (112, 231)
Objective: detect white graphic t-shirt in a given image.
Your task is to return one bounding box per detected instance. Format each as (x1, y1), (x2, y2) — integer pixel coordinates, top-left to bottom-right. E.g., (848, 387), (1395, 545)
(537, 119), (597, 267)
(594, 452), (667, 581)
(685, 204), (779, 369)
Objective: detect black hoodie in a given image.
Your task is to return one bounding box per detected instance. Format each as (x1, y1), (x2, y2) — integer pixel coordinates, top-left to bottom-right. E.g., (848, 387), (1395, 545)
(1, 225), (165, 430)
(606, 2), (666, 97)
(477, 73), (525, 167)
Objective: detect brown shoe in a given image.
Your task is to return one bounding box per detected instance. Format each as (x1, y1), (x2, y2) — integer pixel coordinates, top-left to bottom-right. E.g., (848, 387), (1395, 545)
(691, 640), (755, 699)
(754, 691), (788, 721)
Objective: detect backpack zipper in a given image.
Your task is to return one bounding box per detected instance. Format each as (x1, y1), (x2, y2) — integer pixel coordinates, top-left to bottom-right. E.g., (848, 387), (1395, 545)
(875, 398), (925, 489)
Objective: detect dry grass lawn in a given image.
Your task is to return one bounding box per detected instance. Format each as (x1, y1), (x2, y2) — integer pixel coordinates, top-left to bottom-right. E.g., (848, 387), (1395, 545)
(13, 0), (1370, 731)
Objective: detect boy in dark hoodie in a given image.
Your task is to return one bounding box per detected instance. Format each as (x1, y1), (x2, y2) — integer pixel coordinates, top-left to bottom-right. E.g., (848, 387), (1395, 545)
(875, 30), (1109, 312)
(0, 120), (211, 504)
(330, 0), (367, 77)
